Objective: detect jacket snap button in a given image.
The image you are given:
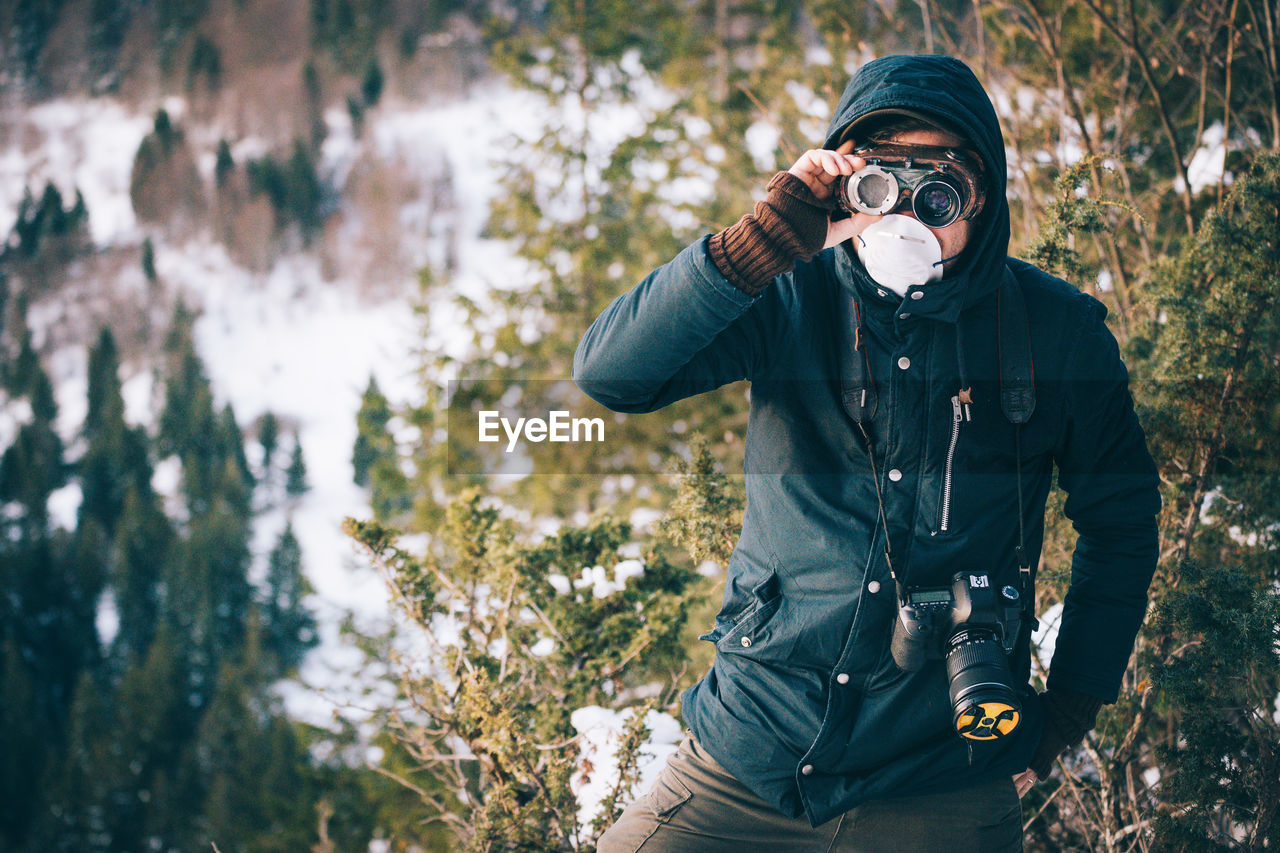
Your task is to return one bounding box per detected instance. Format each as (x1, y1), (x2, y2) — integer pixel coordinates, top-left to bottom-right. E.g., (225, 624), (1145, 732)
(867, 580), (881, 593)
(888, 469), (903, 482)
(897, 356), (911, 370)
(740, 636), (752, 648)
(801, 764), (814, 776)
(911, 291), (924, 300)
(836, 673), (850, 685)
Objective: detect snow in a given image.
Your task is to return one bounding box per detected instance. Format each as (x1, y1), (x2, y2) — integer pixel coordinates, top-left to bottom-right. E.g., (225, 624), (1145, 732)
(0, 98), (153, 245)
(46, 481), (82, 532)
(96, 590), (119, 648)
(570, 705), (683, 832)
(0, 396), (32, 449)
(0, 76), (565, 727)
(1031, 601), (1063, 680)
(1181, 121), (1229, 195)
(571, 559), (646, 599)
(745, 121), (782, 173)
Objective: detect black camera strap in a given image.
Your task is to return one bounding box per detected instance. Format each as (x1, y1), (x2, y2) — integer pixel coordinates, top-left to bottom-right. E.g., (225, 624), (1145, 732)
(998, 267), (1037, 606)
(834, 260), (1037, 609)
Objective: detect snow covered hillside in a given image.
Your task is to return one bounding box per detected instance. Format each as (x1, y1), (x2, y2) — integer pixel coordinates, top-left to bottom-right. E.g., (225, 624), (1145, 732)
(0, 80), (548, 722)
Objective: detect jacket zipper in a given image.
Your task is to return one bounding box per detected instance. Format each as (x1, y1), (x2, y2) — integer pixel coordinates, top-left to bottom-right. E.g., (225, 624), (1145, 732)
(938, 395), (963, 532)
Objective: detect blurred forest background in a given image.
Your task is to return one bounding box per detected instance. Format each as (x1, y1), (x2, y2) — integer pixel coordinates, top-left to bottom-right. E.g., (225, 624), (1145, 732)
(1, 0), (1278, 851)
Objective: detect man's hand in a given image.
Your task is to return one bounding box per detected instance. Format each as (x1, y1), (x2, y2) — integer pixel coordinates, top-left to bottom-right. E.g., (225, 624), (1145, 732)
(1012, 768), (1037, 798)
(786, 141), (866, 249)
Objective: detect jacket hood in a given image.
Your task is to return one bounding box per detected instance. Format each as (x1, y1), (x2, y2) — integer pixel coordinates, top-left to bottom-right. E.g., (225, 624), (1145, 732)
(824, 55), (1010, 323)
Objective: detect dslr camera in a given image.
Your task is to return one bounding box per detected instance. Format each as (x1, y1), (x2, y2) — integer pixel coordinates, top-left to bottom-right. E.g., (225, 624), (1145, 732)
(834, 143), (986, 228)
(890, 572), (1024, 741)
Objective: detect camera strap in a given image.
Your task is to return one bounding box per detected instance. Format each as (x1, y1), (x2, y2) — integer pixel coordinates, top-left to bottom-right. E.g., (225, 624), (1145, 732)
(834, 259), (1037, 607)
(998, 267), (1037, 608)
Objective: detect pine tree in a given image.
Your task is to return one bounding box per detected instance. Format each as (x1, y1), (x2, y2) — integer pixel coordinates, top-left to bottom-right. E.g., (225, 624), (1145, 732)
(1133, 153), (1280, 849)
(163, 467), (255, 710)
(285, 435), (310, 498)
(24, 669), (109, 852)
(352, 375), (391, 487)
(361, 58), (384, 106)
(0, 638), (45, 847)
(257, 410), (280, 483)
(141, 236), (157, 282)
(0, 346), (66, 535)
(345, 475), (705, 849)
(110, 484), (173, 666)
(214, 139), (235, 187)
(92, 627), (193, 853)
(80, 327), (153, 535)
(261, 522), (318, 677)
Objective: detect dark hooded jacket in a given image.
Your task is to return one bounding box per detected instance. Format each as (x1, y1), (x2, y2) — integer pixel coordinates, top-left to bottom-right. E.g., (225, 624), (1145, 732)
(573, 55), (1160, 827)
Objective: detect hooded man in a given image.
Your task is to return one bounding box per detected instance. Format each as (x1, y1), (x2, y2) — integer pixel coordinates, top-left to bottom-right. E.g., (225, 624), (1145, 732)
(576, 55), (1160, 853)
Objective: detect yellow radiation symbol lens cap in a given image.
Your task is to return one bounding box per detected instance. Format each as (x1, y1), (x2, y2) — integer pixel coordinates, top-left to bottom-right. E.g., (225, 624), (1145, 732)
(955, 701), (1020, 741)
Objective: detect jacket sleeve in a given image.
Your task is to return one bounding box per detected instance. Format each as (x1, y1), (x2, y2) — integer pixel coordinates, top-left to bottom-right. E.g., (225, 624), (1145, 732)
(1048, 298), (1161, 702)
(573, 236), (786, 413)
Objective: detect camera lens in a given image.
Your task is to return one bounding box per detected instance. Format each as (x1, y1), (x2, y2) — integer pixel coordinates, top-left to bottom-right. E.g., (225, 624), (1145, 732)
(912, 179), (962, 228)
(944, 628), (1021, 740)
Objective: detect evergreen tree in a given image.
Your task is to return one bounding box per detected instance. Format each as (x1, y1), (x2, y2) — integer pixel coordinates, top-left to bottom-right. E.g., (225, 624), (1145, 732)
(361, 58), (384, 106)
(352, 376), (411, 520)
(261, 523), (318, 677)
(257, 410), (280, 482)
(345, 470), (707, 849)
(110, 484), (174, 667)
(0, 638), (45, 847)
(0, 344), (66, 535)
(214, 139), (235, 187)
(352, 375), (391, 488)
(188, 646), (320, 853)
(162, 463), (255, 710)
(141, 236), (157, 282)
(285, 435), (310, 497)
(79, 627), (193, 853)
(24, 669), (108, 852)
(80, 327), (153, 535)
(218, 402), (256, 494)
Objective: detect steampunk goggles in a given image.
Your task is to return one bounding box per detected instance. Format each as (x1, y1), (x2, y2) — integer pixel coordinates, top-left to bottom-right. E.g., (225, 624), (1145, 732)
(834, 143), (987, 229)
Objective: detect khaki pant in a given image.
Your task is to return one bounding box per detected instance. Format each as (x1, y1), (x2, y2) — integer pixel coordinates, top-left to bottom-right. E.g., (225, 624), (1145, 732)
(598, 736), (1023, 853)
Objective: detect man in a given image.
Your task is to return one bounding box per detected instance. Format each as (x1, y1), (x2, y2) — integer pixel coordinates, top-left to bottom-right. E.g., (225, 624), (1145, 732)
(574, 55), (1160, 852)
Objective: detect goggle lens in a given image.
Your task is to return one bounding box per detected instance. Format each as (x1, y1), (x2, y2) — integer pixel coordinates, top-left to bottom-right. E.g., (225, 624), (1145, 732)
(854, 171), (896, 209)
(912, 180), (961, 228)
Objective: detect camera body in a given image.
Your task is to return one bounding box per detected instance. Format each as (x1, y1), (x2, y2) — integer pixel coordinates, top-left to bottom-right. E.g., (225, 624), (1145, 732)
(890, 572), (1025, 741)
(833, 142), (986, 228)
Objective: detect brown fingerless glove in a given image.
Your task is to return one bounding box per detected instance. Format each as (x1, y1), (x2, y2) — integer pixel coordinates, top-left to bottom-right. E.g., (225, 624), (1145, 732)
(1028, 688), (1104, 779)
(707, 171), (835, 296)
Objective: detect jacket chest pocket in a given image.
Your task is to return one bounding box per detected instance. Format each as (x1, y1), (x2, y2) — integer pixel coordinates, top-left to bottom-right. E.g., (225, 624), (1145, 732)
(703, 569), (796, 662)
(926, 394), (1056, 538)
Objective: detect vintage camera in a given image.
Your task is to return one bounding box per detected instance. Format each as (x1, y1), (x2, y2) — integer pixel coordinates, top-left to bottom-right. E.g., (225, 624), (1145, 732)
(834, 143), (986, 228)
(889, 572), (1024, 741)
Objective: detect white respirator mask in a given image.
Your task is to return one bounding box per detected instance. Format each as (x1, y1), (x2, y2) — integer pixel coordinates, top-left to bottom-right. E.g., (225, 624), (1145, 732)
(853, 214), (944, 297)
